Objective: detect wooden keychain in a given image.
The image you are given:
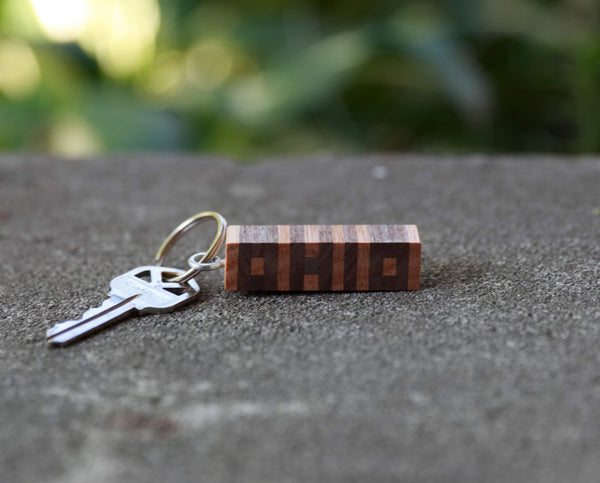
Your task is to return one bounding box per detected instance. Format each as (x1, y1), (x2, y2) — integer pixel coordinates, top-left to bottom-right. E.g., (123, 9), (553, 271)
(46, 212), (421, 346)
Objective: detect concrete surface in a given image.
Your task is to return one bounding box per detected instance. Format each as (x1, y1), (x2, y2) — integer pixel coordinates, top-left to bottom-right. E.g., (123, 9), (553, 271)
(0, 154), (599, 483)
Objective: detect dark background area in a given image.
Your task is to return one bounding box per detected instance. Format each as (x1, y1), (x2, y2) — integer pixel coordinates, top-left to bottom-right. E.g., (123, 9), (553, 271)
(1, 0), (599, 159)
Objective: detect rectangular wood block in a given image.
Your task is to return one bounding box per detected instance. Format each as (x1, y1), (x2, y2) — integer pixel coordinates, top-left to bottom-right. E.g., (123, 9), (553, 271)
(224, 225), (421, 291)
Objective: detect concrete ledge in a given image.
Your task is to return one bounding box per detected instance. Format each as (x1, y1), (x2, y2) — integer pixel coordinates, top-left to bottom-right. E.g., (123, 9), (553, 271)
(1, 155), (599, 483)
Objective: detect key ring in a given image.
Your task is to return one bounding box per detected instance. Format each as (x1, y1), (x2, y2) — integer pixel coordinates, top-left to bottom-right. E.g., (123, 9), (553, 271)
(155, 211), (227, 283)
(188, 251), (225, 271)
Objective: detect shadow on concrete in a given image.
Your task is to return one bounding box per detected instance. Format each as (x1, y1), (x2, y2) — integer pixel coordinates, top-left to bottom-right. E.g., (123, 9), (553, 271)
(420, 258), (492, 289)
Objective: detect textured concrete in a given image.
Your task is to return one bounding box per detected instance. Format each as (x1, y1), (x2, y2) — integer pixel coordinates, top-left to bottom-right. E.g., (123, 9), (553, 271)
(0, 154), (599, 483)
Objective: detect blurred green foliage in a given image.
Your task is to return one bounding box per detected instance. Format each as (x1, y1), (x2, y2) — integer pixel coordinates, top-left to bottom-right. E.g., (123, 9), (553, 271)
(0, 0), (599, 158)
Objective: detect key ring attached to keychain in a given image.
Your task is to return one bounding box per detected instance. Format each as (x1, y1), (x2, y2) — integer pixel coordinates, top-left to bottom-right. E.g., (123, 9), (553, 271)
(155, 211), (227, 284)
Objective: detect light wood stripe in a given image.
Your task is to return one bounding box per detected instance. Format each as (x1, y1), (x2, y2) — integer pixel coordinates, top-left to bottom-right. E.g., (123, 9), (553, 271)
(331, 225), (345, 290)
(331, 244), (345, 290)
(304, 225), (320, 243)
(405, 224), (420, 243)
(303, 274), (319, 290)
(407, 240), (421, 290)
(404, 225), (420, 290)
(278, 224), (290, 244)
(356, 224), (371, 244)
(224, 226), (240, 290)
(356, 225), (370, 290)
(331, 225), (345, 243)
(277, 225), (290, 290)
(227, 225), (240, 244)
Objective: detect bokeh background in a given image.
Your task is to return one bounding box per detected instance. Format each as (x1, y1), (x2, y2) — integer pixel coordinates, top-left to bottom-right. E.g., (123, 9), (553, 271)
(0, 0), (598, 158)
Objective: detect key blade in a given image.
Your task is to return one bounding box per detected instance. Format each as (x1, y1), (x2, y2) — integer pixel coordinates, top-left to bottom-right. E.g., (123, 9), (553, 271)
(47, 294), (140, 347)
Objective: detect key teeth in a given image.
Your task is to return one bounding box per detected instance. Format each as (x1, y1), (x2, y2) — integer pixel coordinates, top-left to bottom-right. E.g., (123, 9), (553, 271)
(46, 294), (141, 346)
(79, 297), (118, 321)
(45, 299), (112, 345)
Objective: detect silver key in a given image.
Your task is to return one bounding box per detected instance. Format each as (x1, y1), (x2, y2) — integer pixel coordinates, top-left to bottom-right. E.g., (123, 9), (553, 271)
(47, 266), (201, 346)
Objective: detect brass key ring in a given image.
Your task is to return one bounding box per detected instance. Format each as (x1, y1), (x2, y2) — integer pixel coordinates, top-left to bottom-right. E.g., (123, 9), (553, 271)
(155, 211), (227, 283)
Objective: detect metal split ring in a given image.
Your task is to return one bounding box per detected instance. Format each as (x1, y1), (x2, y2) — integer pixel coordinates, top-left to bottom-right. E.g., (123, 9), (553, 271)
(188, 251), (225, 271)
(155, 211), (227, 283)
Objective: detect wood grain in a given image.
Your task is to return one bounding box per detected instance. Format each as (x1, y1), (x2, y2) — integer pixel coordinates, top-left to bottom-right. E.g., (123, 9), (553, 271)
(277, 225), (290, 290)
(224, 224), (421, 291)
(224, 225), (240, 290)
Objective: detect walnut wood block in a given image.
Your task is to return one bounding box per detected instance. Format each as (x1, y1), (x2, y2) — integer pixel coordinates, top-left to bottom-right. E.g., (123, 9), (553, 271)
(224, 225), (421, 291)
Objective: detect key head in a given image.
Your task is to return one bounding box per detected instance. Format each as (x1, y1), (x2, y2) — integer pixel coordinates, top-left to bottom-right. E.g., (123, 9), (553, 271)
(109, 266), (201, 313)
